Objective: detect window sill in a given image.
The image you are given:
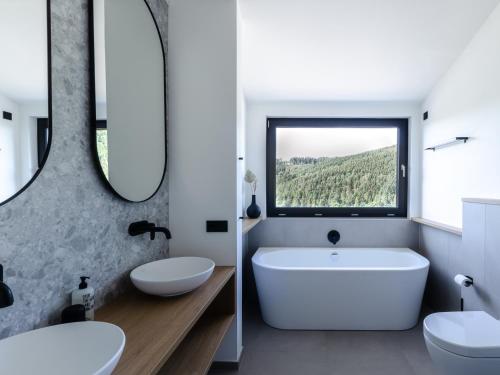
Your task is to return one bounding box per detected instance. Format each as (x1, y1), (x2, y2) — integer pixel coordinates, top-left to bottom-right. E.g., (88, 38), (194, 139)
(462, 197), (500, 206)
(412, 217), (462, 236)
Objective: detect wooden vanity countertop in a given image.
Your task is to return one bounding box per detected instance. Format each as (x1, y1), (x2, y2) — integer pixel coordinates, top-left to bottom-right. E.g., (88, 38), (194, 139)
(95, 266), (236, 375)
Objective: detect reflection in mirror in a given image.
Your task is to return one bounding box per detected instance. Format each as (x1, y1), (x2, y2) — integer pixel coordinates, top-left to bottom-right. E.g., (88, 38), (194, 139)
(91, 0), (166, 202)
(0, 0), (51, 205)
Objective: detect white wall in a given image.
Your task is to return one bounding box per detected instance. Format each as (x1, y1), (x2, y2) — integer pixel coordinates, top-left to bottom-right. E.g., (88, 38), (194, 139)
(18, 100), (48, 183)
(0, 93), (45, 203)
(0, 92), (20, 201)
(168, 0), (242, 362)
(235, 0), (245, 356)
(245, 100), (422, 217)
(421, 3), (500, 227)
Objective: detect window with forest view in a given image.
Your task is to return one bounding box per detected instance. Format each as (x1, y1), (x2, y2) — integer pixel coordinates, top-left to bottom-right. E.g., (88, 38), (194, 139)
(267, 118), (408, 217)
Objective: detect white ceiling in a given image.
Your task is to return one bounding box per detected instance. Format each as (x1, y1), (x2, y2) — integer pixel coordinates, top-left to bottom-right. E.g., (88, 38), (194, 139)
(240, 0), (500, 102)
(0, 0), (48, 103)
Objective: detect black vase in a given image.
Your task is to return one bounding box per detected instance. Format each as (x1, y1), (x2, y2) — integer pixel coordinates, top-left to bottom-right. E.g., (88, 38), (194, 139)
(246, 195), (261, 219)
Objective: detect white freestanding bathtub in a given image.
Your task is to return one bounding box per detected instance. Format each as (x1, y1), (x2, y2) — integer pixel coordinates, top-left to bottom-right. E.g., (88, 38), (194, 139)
(252, 247), (429, 330)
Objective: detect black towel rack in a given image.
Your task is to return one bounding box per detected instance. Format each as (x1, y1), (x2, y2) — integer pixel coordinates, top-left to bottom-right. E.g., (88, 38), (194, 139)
(425, 137), (469, 151)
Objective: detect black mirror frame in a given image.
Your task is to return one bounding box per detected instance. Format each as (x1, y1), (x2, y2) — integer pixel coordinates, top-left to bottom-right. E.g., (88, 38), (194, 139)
(87, 0), (167, 203)
(0, 0), (53, 207)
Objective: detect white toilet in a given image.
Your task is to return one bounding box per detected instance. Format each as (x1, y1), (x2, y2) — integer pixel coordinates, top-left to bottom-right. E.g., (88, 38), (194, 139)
(423, 311), (500, 375)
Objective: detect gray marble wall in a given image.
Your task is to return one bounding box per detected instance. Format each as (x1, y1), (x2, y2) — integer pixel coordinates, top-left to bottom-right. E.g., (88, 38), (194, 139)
(419, 202), (500, 318)
(0, 0), (169, 339)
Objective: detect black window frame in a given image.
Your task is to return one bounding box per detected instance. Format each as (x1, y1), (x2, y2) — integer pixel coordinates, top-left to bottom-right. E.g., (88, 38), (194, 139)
(36, 118), (49, 168)
(266, 118), (409, 218)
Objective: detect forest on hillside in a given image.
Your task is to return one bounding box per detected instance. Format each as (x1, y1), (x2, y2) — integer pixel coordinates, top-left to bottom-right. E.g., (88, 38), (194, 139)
(276, 146), (397, 208)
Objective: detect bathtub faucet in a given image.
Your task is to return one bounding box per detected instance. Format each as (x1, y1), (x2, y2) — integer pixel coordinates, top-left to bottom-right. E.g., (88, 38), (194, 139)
(327, 230), (340, 245)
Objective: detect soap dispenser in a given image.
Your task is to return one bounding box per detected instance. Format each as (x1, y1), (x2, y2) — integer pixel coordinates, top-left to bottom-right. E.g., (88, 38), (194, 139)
(71, 276), (95, 320)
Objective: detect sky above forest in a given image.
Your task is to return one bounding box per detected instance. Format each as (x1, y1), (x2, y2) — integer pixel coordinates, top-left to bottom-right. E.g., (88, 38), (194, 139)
(276, 127), (397, 160)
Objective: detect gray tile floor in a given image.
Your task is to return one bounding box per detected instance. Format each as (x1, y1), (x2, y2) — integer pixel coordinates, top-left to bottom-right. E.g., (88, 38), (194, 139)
(210, 307), (439, 375)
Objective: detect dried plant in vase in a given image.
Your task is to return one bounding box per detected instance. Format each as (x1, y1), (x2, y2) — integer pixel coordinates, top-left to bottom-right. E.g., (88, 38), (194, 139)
(244, 169), (261, 218)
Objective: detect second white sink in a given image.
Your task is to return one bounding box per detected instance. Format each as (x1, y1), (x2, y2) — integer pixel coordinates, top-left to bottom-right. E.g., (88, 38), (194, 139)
(130, 257), (215, 297)
(0, 321), (125, 375)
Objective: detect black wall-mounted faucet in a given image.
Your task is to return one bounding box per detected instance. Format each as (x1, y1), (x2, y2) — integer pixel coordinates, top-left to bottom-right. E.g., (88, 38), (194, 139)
(327, 230), (340, 246)
(128, 221), (172, 240)
(0, 264), (14, 308)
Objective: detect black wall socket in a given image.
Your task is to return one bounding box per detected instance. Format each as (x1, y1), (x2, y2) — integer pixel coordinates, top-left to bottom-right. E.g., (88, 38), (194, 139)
(206, 220), (228, 233)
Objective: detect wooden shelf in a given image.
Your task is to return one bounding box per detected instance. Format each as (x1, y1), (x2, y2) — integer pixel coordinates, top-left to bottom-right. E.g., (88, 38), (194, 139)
(242, 217), (262, 234)
(412, 217), (462, 236)
(158, 314), (235, 375)
(95, 266), (235, 375)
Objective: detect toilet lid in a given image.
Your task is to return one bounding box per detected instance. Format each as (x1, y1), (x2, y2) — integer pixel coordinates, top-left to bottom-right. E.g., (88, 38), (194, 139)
(424, 311), (500, 358)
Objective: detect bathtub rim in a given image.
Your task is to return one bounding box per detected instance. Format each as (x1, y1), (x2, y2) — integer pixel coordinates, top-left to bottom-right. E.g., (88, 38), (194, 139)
(252, 247), (430, 272)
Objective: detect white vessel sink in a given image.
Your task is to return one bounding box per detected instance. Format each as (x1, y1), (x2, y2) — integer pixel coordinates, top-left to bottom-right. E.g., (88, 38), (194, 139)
(131, 257), (215, 297)
(0, 321), (125, 375)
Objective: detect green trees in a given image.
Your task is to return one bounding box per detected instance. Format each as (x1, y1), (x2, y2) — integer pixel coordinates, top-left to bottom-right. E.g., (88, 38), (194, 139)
(96, 129), (109, 179)
(276, 146), (396, 208)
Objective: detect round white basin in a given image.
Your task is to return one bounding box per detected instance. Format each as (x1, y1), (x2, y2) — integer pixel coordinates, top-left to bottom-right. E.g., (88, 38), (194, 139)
(130, 257), (215, 297)
(0, 321), (125, 375)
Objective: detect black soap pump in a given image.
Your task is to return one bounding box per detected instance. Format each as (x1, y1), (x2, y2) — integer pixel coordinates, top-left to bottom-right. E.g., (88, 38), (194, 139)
(0, 264), (14, 308)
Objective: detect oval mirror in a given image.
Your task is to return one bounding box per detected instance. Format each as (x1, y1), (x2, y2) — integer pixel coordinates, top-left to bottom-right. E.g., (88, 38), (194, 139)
(0, 0), (51, 206)
(90, 0), (166, 202)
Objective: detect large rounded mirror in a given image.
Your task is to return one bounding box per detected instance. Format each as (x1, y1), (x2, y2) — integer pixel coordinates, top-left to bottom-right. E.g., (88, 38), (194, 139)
(90, 0), (166, 202)
(0, 0), (51, 206)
